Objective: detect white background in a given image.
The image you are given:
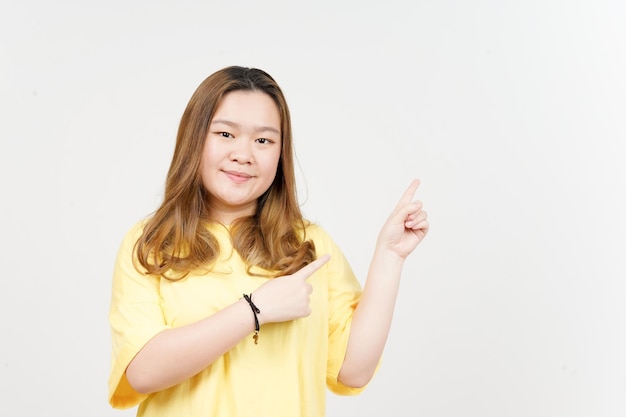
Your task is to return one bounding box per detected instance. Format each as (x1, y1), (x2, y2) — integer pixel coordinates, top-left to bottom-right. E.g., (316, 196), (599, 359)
(1, 1), (625, 416)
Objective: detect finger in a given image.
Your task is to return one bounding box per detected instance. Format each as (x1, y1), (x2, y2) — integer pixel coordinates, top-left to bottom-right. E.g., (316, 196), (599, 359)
(391, 196), (424, 226)
(407, 208), (427, 223)
(404, 201), (424, 220)
(411, 227), (429, 242)
(405, 210), (427, 228)
(395, 179), (421, 209)
(407, 218), (429, 232)
(296, 254), (330, 280)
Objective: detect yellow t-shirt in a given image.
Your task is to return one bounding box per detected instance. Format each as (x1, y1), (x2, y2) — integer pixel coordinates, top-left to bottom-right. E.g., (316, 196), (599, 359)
(108, 220), (366, 417)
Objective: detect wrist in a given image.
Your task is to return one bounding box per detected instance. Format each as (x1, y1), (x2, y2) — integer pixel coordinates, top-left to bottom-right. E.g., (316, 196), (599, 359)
(242, 293), (261, 345)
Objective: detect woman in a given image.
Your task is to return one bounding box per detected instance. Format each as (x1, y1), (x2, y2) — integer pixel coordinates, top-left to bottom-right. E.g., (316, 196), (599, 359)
(108, 66), (429, 417)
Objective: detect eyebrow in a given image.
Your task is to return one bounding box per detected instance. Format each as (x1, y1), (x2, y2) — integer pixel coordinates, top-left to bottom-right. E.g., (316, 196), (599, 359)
(211, 119), (280, 135)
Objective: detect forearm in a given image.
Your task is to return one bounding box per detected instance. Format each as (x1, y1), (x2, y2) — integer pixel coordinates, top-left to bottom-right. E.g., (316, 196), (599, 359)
(338, 248), (404, 388)
(126, 298), (255, 394)
(125, 255), (330, 394)
(338, 179), (428, 388)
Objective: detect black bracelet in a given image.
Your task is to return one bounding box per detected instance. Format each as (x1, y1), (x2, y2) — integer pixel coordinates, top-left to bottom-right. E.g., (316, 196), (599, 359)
(243, 293), (260, 344)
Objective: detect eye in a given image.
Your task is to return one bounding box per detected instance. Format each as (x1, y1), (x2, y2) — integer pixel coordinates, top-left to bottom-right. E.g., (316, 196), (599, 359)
(256, 137), (274, 145)
(220, 132), (233, 139)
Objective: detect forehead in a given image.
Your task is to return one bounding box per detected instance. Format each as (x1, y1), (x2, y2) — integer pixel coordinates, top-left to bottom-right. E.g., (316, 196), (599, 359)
(211, 90), (281, 133)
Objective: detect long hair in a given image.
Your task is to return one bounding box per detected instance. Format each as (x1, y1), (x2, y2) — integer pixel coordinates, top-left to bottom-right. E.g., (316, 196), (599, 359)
(135, 66), (315, 280)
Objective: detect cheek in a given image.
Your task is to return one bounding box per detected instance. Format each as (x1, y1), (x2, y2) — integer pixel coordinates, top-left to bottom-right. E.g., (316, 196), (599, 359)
(199, 150), (219, 185)
(262, 152), (281, 177)
(201, 141), (222, 169)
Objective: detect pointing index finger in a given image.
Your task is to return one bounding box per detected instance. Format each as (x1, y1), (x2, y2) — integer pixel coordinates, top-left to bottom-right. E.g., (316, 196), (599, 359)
(297, 254), (330, 280)
(396, 178), (421, 208)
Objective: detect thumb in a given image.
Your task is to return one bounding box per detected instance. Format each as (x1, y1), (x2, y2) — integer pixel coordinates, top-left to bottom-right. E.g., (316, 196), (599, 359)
(296, 254), (330, 280)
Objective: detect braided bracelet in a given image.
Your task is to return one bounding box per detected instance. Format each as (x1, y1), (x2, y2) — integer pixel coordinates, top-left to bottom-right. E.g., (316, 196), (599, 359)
(243, 293), (260, 344)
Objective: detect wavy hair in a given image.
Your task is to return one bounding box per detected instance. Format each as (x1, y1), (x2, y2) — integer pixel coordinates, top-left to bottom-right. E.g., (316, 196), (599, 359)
(135, 66), (315, 280)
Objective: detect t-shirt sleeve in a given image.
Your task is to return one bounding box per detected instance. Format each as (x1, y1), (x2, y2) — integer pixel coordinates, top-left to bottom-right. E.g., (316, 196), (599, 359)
(312, 226), (374, 396)
(108, 221), (170, 409)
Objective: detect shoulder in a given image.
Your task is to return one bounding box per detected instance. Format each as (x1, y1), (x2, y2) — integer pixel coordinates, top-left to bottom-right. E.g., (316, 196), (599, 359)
(302, 220), (329, 240)
(302, 220), (341, 252)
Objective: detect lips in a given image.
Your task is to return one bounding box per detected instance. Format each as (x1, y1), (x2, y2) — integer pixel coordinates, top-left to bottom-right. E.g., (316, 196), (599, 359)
(223, 170), (253, 184)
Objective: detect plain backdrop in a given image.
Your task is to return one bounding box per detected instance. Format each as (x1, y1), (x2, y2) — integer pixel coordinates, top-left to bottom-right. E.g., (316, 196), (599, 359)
(1, 1), (625, 416)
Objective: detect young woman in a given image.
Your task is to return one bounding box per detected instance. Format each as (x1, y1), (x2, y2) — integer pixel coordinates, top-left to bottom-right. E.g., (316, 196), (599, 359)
(108, 66), (429, 417)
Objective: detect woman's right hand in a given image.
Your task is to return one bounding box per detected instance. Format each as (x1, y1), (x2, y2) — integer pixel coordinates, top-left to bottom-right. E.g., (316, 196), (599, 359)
(251, 254), (330, 325)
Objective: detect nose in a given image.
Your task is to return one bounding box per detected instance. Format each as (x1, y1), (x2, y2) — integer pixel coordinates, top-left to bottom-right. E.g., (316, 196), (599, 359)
(229, 138), (254, 164)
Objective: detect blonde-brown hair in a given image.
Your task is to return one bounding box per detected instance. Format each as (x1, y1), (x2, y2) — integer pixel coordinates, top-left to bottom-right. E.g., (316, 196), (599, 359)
(135, 66), (315, 280)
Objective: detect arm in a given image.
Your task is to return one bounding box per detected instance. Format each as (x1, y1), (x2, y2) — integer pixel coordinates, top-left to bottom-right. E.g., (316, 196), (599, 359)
(126, 298), (255, 394)
(338, 179), (429, 388)
(125, 255), (331, 394)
